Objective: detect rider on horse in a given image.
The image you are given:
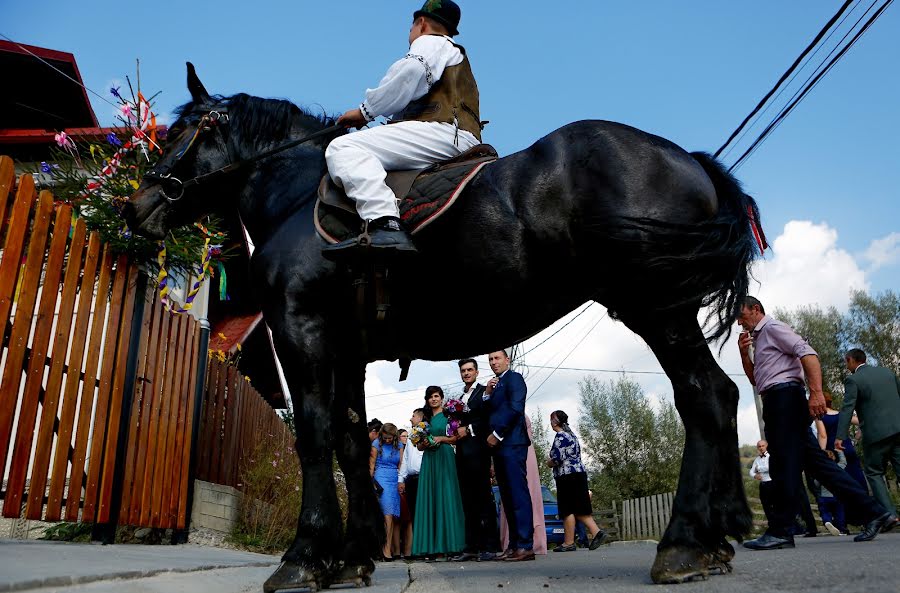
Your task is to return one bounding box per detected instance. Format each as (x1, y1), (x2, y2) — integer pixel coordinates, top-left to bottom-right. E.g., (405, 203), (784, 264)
(322, 0), (483, 260)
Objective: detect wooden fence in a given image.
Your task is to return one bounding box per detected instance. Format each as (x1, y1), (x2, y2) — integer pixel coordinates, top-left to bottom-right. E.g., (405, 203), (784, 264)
(0, 158), (202, 530)
(620, 491), (674, 540)
(196, 357), (293, 489)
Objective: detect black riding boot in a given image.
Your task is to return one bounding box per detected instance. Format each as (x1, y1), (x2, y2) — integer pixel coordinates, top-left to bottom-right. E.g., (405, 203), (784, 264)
(322, 216), (417, 261)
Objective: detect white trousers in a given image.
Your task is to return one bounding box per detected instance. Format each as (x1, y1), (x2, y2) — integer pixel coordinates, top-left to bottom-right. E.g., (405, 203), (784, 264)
(325, 120), (479, 221)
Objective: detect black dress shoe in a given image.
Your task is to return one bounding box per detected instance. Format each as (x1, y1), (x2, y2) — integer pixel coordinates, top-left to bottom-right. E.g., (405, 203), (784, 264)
(449, 552), (477, 562)
(854, 512), (896, 542)
(743, 532), (795, 550)
(476, 552), (496, 562)
(802, 531), (817, 538)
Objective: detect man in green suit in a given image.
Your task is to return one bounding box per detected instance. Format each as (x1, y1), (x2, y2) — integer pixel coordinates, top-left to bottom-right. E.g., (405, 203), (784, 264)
(835, 348), (900, 520)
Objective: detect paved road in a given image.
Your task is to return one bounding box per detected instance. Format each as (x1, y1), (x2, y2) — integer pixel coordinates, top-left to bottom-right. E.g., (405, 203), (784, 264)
(406, 535), (900, 593)
(2, 534), (898, 592)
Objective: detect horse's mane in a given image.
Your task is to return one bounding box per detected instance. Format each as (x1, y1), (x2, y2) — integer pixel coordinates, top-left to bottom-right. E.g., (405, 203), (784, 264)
(174, 93), (341, 151)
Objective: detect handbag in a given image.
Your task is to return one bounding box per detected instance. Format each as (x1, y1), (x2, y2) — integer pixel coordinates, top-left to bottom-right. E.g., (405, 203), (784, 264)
(373, 478), (384, 496)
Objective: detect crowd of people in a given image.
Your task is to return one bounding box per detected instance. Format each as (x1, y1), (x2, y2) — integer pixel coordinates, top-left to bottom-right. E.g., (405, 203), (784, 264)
(367, 350), (607, 562)
(738, 297), (900, 549)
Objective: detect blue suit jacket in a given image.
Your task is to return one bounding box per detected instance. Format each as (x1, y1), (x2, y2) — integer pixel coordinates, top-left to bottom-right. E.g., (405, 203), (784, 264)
(486, 370), (530, 447)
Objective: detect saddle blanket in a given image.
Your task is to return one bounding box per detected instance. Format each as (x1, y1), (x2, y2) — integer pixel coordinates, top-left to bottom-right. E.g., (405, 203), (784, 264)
(315, 144), (498, 244)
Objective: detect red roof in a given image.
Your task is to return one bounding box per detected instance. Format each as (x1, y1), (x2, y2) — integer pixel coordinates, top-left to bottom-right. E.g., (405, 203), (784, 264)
(209, 313), (263, 354)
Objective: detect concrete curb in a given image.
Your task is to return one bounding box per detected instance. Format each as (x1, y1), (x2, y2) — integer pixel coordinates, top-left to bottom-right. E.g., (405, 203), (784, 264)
(0, 561), (278, 593)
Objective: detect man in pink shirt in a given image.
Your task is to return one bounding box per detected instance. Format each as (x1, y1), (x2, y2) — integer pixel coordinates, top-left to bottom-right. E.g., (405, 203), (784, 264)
(737, 296), (896, 550)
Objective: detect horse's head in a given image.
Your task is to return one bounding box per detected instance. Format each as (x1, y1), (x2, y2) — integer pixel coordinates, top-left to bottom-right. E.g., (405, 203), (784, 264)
(124, 63), (233, 240)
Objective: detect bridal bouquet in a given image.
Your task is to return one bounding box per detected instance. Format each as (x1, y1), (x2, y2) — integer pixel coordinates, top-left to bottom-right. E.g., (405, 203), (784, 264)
(409, 421), (431, 447)
(443, 398), (469, 436)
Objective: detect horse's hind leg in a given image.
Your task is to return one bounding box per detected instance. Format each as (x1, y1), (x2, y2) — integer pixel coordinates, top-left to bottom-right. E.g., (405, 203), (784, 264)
(617, 306), (751, 584)
(263, 315), (342, 593)
(331, 359), (383, 586)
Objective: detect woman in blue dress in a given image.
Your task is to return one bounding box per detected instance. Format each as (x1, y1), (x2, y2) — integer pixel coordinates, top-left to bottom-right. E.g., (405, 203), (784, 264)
(371, 422), (404, 560)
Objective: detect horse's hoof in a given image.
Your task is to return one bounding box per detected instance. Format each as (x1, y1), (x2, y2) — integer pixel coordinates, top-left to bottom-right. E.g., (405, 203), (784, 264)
(328, 561), (375, 588)
(710, 540), (735, 571)
(263, 562), (322, 593)
(651, 546), (711, 584)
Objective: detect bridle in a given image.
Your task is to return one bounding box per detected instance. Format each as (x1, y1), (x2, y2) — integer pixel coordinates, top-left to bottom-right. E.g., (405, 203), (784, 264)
(143, 107), (343, 202)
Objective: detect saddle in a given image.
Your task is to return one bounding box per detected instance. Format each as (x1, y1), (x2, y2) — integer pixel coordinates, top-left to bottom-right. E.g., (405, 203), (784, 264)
(314, 144), (498, 244)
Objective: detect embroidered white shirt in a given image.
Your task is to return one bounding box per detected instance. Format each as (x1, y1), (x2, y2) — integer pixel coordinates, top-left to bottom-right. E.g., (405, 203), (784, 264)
(361, 35), (463, 121)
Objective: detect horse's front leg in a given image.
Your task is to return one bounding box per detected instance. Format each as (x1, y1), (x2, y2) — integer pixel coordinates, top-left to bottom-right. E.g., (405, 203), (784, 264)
(619, 307), (751, 584)
(263, 315), (342, 593)
(331, 358), (383, 587)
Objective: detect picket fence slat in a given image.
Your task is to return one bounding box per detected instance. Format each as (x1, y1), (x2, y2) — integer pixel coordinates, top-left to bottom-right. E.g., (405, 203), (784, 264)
(150, 311), (179, 526)
(61, 232), (101, 521)
(117, 287), (155, 523)
(2, 192), (59, 509)
(82, 251), (125, 521)
(47, 226), (99, 520)
(167, 317), (194, 527)
(176, 321), (202, 528)
(0, 156), (15, 232)
(4, 204), (70, 516)
(23, 218), (87, 519)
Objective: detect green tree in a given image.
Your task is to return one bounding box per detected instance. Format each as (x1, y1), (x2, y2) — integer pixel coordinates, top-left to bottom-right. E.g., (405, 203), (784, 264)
(529, 408), (554, 489)
(577, 376), (684, 508)
(845, 289), (900, 375)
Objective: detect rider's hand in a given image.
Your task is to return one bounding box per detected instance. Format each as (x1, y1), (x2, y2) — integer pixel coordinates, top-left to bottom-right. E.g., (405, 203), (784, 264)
(337, 108), (368, 129)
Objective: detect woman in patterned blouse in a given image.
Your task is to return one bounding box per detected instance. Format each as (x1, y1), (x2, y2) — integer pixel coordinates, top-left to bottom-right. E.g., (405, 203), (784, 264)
(547, 410), (608, 552)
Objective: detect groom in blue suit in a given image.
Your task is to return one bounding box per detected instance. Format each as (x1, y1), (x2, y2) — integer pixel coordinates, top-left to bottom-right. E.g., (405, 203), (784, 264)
(485, 350), (534, 562)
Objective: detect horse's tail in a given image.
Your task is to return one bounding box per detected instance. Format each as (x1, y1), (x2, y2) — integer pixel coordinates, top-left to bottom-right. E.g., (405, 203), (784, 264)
(600, 152), (765, 345)
(687, 151), (766, 344)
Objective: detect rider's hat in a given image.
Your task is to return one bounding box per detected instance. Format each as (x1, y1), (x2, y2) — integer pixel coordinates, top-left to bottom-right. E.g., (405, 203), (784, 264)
(414, 0), (461, 37)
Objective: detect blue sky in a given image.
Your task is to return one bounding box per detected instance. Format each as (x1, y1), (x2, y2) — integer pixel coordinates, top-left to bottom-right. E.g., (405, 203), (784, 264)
(6, 1), (898, 445)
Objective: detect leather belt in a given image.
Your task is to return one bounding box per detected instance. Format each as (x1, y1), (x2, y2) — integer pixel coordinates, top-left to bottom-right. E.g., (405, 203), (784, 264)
(761, 381), (804, 396)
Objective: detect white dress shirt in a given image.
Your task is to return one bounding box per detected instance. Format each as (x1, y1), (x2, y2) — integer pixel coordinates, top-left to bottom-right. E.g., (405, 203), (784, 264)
(398, 437), (423, 483)
(750, 452), (771, 482)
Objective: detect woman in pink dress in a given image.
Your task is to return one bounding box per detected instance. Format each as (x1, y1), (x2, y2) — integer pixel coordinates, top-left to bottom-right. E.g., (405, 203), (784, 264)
(499, 416), (547, 554)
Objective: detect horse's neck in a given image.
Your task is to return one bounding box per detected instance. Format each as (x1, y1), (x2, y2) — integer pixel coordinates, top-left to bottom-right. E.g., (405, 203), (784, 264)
(232, 117), (327, 245)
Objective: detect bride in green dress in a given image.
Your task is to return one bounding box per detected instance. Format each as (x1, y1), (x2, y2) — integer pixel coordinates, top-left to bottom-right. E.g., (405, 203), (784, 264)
(411, 386), (466, 557)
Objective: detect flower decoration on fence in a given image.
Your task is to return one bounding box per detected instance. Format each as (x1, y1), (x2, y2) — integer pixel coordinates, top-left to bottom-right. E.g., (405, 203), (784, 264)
(443, 398), (469, 437)
(409, 421), (432, 447)
(26, 74), (228, 282)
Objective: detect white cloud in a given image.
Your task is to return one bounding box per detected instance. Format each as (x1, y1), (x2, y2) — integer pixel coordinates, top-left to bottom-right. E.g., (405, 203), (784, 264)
(749, 220), (868, 310)
(862, 232), (900, 271)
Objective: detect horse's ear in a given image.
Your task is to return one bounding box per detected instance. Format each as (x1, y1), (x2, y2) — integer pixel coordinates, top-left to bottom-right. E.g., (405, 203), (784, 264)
(186, 62), (211, 105)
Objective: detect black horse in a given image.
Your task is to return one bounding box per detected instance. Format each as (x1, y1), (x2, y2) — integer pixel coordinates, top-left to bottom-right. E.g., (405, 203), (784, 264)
(125, 65), (760, 590)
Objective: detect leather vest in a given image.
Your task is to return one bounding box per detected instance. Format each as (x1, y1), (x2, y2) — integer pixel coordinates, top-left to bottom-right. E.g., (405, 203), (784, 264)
(393, 38), (482, 141)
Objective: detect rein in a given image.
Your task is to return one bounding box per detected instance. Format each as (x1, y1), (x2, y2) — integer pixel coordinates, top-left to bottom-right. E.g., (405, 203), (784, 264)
(145, 114), (343, 202)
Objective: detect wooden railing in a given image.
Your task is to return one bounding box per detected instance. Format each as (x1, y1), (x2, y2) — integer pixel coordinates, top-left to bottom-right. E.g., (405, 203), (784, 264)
(196, 357), (293, 489)
(620, 491), (674, 540)
(0, 157), (202, 530)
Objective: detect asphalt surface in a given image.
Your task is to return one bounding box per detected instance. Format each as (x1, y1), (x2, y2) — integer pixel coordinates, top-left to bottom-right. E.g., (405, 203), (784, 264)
(406, 535), (900, 593)
(2, 534), (899, 592)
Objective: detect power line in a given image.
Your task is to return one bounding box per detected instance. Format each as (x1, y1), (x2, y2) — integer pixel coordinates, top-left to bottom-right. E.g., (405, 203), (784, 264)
(521, 363), (747, 379)
(719, 0), (865, 161)
(713, 0), (857, 158)
(516, 302), (595, 361)
(526, 312), (608, 403)
(730, 0), (893, 172)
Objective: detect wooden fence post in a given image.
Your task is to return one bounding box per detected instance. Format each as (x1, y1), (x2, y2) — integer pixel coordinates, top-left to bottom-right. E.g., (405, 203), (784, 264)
(91, 269), (148, 543)
(172, 317), (210, 544)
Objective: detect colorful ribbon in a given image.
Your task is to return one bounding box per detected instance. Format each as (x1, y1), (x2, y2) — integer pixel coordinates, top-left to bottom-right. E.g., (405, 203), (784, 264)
(156, 223), (227, 314)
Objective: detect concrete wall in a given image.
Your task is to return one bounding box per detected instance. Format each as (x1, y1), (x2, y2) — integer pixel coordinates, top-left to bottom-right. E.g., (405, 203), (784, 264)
(190, 479), (242, 533)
